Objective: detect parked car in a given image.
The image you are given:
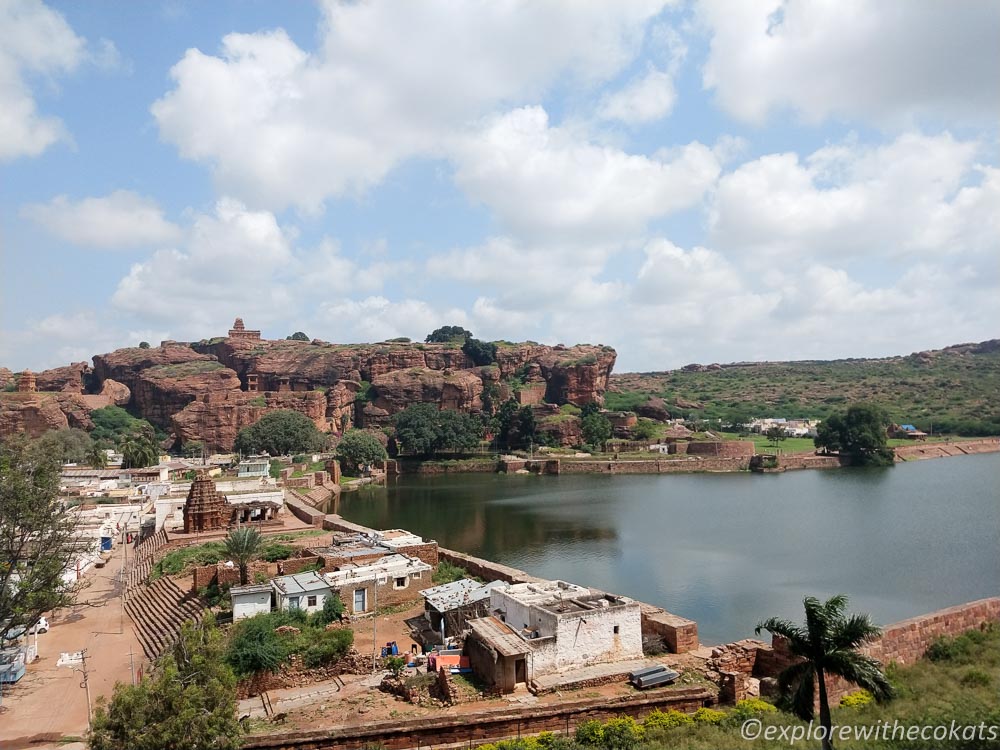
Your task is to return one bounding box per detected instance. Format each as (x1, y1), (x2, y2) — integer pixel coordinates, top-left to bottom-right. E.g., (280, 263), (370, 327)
(32, 617), (49, 634)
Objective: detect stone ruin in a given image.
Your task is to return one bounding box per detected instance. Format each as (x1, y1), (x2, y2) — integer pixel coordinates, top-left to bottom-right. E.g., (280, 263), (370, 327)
(182, 473), (227, 533)
(228, 317), (261, 342)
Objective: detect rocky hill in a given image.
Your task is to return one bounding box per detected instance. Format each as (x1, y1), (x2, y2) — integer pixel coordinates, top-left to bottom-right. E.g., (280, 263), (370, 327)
(1, 323), (616, 451)
(607, 339), (1000, 435)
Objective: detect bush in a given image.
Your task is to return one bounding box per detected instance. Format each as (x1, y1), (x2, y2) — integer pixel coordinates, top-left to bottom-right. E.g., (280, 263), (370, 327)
(601, 717), (644, 749)
(234, 410), (326, 456)
(301, 628), (353, 668)
(960, 669), (992, 688)
(692, 707), (727, 724)
(643, 710), (692, 729)
(259, 543), (295, 562)
(731, 698), (777, 722)
(840, 688), (874, 708)
(311, 593), (346, 627)
(925, 628), (990, 663)
(575, 720), (605, 746)
(226, 615), (290, 676)
(432, 560), (468, 585)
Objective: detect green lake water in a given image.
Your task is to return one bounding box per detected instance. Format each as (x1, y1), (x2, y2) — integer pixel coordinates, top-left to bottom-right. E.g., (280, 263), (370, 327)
(333, 453), (1000, 644)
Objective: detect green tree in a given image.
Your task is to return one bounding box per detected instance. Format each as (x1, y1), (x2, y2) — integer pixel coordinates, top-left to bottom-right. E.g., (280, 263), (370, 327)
(233, 409), (326, 456)
(90, 616), (241, 750)
(120, 433), (158, 469)
(225, 614), (289, 677)
(493, 399), (538, 450)
(223, 527), (264, 586)
(336, 429), (387, 474)
(182, 440), (204, 459)
(814, 404), (894, 466)
(90, 406), (158, 445)
(392, 403), (483, 457)
(630, 419), (658, 441)
(425, 325), (472, 343)
(138, 341), (151, 349)
(462, 337), (497, 366)
(0, 438), (80, 642)
(765, 425), (788, 448)
(286, 331), (309, 341)
(581, 412), (612, 448)
(87, 444), (109, 469)
(756, 595), (893, 750)
(29, 428), (94, 463)
(312, 593), (346, 626)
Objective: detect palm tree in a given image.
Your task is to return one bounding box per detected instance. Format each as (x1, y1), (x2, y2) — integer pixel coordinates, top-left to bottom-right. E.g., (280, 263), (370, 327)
(87, 445), (108, 469)
(756, 594), (893, 750)
(120, 435), (158, 469)
(224, 527), (264, 585)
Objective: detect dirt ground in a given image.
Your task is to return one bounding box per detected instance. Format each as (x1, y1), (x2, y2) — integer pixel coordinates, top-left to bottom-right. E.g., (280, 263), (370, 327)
(0, 549), (144, 750)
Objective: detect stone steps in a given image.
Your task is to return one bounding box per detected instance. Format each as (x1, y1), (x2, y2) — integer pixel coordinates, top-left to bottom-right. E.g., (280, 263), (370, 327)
(126, 576), (205, 662)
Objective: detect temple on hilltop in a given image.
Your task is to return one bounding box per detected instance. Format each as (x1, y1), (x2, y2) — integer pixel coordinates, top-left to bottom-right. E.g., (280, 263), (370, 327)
(228, 317), (261, 342)
(17, 369), (36, 393)
(182, 473), (227, 533)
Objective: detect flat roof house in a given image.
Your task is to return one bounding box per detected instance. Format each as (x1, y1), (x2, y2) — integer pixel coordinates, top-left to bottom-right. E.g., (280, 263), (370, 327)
(271, 571), (334, 615)
(466, 580), (643, 694)
(230, 583), (273, 621)
(420, 578), (508, 641)
(326, 553), (432, 615)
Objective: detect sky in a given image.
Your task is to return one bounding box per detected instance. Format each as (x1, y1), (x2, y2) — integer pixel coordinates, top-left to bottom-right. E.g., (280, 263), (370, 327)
(1, 0), (998, 373)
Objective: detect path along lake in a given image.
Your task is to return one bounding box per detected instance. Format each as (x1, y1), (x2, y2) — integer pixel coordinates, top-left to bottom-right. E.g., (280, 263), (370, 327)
(333, 453), (1000, 644)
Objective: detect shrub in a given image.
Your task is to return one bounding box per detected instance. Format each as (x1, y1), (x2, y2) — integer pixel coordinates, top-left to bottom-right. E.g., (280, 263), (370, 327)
(259, 543), (295, 562)
(840, 688), (874, 708)
(960, 669), (992, 688)
(301, 628), (354, 668)
(692, 707), (727, 724)
(731, 698), (777, 723)
(432, 560), (468, 585)
(575, 719), (605, 746)
(924, 629), (989, 663)
(643, 709), (692, 729)
(226, 615), (289, 676)
(601, 717), (644, 749)
(311, 594), (346, 627)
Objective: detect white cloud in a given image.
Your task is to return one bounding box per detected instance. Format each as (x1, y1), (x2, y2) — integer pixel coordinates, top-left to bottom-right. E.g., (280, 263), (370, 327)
(151, 1), (671, 211)
(0, 0), (85, 160)
(111, 198), (296, 333)
(451, 106), (720, 241)
(317, 296), (469, 344)
(710, 132), (998, 262)
(21, 191), (183, 248)
(698, 0), (1000, 126)
(598, 66), (676, 125)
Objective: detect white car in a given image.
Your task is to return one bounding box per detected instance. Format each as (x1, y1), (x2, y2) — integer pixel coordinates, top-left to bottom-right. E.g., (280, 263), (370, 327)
(32, 617), (49, 634)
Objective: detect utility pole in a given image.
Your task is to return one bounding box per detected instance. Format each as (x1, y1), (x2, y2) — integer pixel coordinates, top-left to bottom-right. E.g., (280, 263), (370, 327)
(371, 580), (378, 673)
(79, 649), (93, 731)
(129, 645), (135, 686)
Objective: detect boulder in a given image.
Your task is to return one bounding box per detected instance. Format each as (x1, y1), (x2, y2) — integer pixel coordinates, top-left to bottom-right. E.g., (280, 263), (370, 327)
(99, 378), (131, 406)
(636, 396), (671, 421)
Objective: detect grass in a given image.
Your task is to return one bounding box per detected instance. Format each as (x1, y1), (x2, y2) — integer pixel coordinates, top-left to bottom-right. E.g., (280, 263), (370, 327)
(145, 360), (226, 379)
(150, 532), (323, 579)
(717, 431), (819, 454)
(609, 341), (1000, 437)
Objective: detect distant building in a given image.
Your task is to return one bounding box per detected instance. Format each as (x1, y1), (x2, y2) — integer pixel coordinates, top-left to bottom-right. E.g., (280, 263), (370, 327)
(420, 578), (509, 640)
(237, 457), (270, 478)
(272, 571), (334, 615)
(231, 583), (273, 621)
(228, 317), (261, 341)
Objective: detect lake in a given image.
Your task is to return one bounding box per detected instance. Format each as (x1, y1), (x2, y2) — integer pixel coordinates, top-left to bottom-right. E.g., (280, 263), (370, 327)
(332, 453), (1000, 644)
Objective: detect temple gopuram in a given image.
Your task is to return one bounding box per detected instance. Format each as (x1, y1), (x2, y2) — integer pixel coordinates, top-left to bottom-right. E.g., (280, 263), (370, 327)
(228, 317), (261, 341)
(182, 474), (227, 533)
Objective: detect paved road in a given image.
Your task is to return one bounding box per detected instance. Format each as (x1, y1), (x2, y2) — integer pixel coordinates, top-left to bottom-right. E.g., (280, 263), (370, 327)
(0, 548), (143, 749)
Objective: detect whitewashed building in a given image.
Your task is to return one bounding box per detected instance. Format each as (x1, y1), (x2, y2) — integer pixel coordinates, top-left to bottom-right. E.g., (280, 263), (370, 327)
(230, 583), (273, 620)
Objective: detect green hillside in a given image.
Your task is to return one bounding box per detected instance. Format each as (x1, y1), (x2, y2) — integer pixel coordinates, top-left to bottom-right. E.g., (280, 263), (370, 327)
(608, 340), (1000, 436)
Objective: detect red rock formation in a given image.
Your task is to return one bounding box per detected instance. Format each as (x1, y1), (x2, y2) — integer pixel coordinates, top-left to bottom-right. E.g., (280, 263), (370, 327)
(0, 368), (14, 391)
(370, 367), (483, 417)
(0, 392), (95, 438)
(35, 362), (89, 393)
(99, 378), (131, 406)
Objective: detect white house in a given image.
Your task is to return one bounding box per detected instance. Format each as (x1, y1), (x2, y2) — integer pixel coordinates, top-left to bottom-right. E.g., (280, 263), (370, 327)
(230, 583), (273, 620)
(271, 571), (334, 614)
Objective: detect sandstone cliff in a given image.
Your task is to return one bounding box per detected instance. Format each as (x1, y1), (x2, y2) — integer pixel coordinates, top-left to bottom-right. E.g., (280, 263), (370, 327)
(6, 332), (615, 451)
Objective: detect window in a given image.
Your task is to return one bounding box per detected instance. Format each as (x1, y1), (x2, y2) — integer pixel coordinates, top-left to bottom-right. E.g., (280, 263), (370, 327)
(288, 596), (300, 610)
(394, 577), (407, 589)
(613, 625), (620, 634)
(307, 595), (317, 607)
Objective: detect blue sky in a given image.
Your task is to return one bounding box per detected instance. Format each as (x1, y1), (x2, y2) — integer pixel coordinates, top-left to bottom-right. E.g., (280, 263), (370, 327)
(2, 0), (998, 372)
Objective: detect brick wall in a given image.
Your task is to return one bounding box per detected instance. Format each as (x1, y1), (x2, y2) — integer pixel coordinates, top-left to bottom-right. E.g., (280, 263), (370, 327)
(192, 561), (279, 590)
(640, 606), (699, 654)
(686, 441), (755, 458)
(394, 541), (439, 567)
(242, 687), (715, 750)
(559, 457), (751, 474)
(776, 454), (842, 471)
(438, 548), (541, 584)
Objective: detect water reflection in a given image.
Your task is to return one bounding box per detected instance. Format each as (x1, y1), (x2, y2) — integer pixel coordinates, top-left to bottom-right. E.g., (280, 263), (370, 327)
(336, 454), (1000, 644)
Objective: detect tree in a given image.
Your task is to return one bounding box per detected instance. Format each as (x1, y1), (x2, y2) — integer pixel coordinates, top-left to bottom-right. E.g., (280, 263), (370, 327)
(336, 429), (387, 474)
(462, 337), (497, 366)
(138, 341), (151, 349)
(425, 325), (472, 343)
(312, 593), (346, 626)
(286, 331), (309, 341)
(630, 419), (658, 441)
(765, 425), (788, 448)
(392, 403), (483, 457)
(182, 440), (204, 459)
(87, 444), (108, 469)
(90, 616), (241, 750)
(29, 428), (94, 463)
(493, 399), (538, 451)
(233, 409), (326, 456)
(120, 434), (158, 469)
(0, 439), (81, 642)
(90, 406), (158, 445)
(225, 614), (289, 677)
(581, 412), (612, 448)
(814, 404), (894, 466)
(756, 595), (893, 750)
(223, 527), (263, 586)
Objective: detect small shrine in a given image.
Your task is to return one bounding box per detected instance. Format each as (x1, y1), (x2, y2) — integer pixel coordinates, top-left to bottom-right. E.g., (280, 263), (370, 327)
(17, 369), (37, 393)
(182, 473), (227, 533)
(228, 317), (261, 342)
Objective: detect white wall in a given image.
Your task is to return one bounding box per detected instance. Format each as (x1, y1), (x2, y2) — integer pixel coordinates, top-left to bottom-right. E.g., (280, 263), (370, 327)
(233, 591), (272, 621)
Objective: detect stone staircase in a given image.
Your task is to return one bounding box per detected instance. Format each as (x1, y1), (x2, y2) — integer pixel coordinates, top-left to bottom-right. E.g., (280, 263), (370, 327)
(126, 528), (168, 592)
(125, 576), (206, 662)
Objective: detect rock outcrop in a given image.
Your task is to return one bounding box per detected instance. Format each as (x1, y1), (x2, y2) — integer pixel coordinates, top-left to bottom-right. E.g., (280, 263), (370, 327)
(5, 328), (616, 450)
(0, 392), (96, 439)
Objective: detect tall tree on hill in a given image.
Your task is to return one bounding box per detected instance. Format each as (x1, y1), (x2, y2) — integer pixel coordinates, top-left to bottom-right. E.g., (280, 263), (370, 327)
(0, 438), (80, 642)
(756, 595), (893, 750)
(425, 325), (473, 343)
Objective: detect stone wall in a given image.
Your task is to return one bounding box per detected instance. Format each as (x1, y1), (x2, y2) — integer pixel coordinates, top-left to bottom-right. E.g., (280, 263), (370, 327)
(776, 454), (843, 471)
(242, 688), (714, 750)
(437, 547), (542, 584)
(559, 457), (751, 474)
(640, 605), (699, 654)
(686, 441), (755, 458)
(190, 553), (321, 591)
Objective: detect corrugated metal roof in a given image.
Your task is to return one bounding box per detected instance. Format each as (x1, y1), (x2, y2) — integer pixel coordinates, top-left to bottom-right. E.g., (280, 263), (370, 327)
(468, 616), (529, 657)
(271, 571), (331, 595)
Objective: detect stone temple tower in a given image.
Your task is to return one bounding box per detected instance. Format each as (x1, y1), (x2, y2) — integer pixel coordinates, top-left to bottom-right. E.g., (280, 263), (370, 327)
(182, 473), (227, 533)
(227, 317), (261, 341)
(17, 370), (37, 393)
